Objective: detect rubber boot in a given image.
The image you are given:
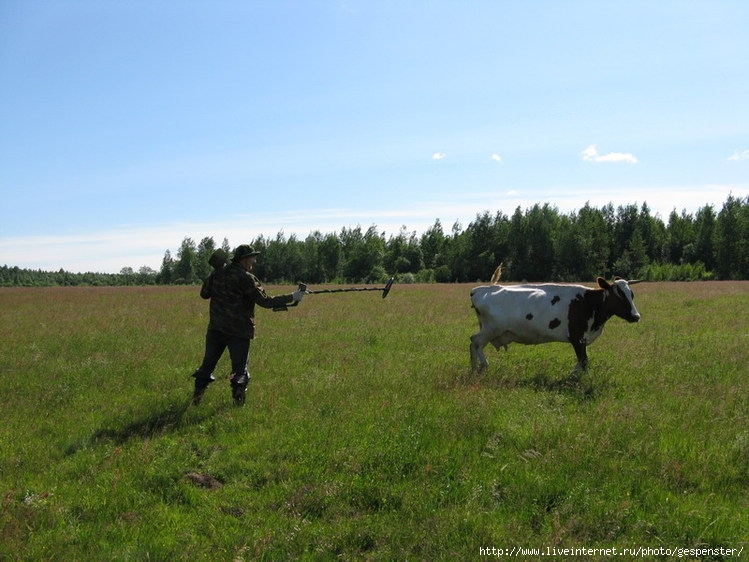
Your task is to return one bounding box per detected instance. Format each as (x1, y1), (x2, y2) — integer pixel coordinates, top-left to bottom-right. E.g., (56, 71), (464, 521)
(192, 371), (215, 406)
(229, 372), (249, 406)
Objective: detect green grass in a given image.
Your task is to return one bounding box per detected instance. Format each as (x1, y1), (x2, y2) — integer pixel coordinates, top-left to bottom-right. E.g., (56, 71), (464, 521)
(1, 282), (748, 560)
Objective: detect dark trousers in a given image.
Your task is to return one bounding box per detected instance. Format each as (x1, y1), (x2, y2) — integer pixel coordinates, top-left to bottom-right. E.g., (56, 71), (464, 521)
(192, 329), (251, 389)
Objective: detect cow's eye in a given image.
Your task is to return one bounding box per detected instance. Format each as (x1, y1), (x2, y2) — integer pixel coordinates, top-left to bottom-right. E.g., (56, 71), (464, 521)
(630, 290), (635, 299)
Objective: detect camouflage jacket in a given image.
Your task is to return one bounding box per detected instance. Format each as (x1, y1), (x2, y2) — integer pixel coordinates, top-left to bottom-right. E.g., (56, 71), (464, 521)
(200, 262), (293, 339)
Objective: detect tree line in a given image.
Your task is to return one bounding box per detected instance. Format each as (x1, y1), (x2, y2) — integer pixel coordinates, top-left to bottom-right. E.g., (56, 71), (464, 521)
(3, 195), (749, 287)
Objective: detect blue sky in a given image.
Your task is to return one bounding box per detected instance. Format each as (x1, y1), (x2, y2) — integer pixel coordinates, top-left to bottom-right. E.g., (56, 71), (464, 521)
(1, 0), (748, 273)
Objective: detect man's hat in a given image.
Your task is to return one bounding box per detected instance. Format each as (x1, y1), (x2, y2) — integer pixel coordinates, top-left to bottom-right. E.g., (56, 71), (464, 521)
(232, 244), (261, 261)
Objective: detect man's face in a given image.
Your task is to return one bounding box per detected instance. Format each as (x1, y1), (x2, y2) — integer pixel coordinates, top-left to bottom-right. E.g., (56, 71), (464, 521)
(244, 256), (257, 270)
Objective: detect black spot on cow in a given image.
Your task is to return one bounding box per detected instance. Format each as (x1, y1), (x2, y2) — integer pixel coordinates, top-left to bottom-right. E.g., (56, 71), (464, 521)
(526, 313), (533, 320)
(551, 295), (560, 305)
(548, 318), (561, 330)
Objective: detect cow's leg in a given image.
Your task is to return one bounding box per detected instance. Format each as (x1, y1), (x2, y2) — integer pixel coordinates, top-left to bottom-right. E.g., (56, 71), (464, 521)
(569, 340), (589, 375)
(470, 333), (489, 372)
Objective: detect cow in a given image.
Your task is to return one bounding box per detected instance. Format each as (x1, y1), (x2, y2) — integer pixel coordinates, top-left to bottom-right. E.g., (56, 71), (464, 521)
(470, 266), (641, 374)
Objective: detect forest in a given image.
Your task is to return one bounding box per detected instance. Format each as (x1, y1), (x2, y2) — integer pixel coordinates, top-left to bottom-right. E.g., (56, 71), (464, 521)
(2, 195), (749, 287)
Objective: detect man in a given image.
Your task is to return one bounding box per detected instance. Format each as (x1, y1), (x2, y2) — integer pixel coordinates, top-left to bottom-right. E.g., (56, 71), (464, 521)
(191, 244), (306, 406)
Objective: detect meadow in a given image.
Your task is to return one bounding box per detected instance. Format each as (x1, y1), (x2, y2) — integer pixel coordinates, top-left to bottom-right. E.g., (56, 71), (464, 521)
(1, 281), (748, 561)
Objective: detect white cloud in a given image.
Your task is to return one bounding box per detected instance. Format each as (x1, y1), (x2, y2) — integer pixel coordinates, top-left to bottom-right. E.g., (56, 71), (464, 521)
(432, 152), (447, 160)
(490, 154), (503, 163)
(581, 144), (638, 164)
(728, 149), (749, 161)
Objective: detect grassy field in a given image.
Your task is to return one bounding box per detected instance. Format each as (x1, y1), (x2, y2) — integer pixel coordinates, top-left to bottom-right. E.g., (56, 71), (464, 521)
(1, 281), (748, 560)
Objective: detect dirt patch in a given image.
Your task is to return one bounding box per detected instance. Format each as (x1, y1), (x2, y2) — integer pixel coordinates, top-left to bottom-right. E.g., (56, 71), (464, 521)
(186, 472), (223, 490)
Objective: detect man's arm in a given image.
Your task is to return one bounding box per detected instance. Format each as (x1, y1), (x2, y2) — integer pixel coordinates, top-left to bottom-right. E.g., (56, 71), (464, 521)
(249, 275), (294, 310)
(200, 273), (214, 299)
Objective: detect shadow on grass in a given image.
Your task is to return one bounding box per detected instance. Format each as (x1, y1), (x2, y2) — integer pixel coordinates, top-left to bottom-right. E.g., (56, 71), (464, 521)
(91, 400), (193, 445)
(65, 399), (231, 454)
(525, 371), (600, 401)
(451, 366), (605, 401)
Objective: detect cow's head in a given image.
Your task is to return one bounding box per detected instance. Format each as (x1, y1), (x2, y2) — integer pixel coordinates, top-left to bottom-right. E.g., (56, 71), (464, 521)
(597, 277), (641, 323)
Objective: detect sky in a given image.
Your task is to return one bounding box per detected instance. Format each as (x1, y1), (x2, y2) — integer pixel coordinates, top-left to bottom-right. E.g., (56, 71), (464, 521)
(1, 0), (748, 274)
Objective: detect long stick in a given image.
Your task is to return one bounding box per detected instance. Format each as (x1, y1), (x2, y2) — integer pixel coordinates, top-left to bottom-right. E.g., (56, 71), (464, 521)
(301, 277), (395, 299)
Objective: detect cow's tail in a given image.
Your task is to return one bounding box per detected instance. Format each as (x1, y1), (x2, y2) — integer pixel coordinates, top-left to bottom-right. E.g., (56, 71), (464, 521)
(491, 263), (504, 285)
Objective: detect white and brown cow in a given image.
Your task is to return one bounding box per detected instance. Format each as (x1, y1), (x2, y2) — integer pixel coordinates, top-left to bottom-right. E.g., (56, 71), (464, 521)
(470, 269), (641, 373)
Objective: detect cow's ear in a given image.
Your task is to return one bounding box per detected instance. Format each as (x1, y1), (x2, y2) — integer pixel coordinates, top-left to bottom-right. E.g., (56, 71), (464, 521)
(597, 277), (611, 290)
